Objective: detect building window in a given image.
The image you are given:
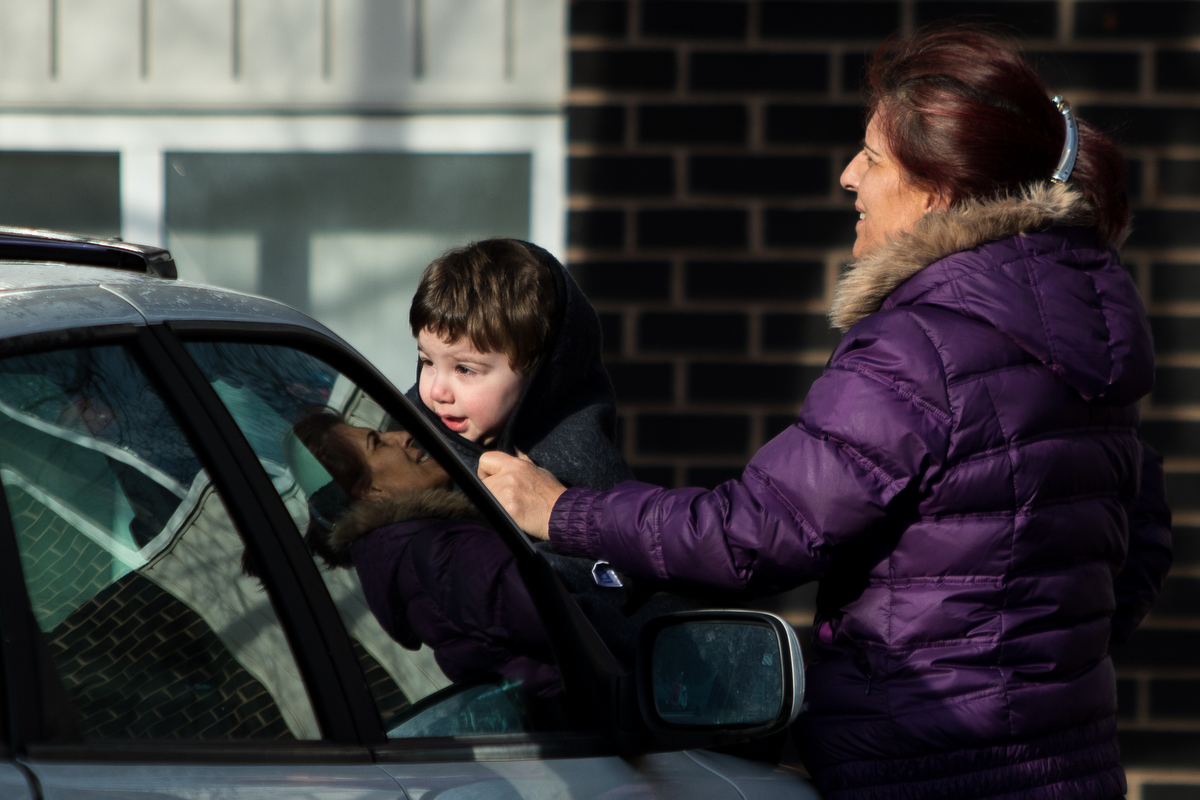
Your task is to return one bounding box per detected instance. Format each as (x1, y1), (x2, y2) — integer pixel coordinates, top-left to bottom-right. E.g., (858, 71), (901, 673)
(166, 151), (531, 386)
(0, 152), (119, 237)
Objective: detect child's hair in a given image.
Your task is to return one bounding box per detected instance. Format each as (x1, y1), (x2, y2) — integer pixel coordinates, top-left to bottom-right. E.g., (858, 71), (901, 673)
(409, 238), (558, 374)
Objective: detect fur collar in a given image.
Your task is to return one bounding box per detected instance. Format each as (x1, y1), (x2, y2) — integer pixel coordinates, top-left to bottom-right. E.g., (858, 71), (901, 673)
(829, 182), (1099, 331)
(329, 488), (481, 555)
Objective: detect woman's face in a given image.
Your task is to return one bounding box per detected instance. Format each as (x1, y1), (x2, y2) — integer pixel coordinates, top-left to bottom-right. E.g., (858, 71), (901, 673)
(336, 425), (451, 499)
(840, 114), (942, 259)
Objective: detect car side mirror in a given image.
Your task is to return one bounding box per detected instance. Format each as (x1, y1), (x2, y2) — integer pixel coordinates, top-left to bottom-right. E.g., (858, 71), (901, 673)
(636, 610), (803, 743)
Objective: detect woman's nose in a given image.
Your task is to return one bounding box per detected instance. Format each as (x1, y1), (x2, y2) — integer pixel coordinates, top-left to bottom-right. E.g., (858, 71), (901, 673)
(382, 430), (413, 448)
(840, 152), (863, 191)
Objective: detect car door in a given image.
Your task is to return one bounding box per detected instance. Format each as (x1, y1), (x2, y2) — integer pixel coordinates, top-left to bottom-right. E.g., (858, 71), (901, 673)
(0, 740), (31, 799)
(0, 322), (408, 799)
(160, 323), (776, 800)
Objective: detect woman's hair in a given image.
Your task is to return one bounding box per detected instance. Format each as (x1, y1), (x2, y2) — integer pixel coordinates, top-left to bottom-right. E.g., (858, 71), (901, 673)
(409, 238), (558, 374)
(292, 410), (364, 569)
(292, 409), (370, 498)
(864, 23), (1128, 244)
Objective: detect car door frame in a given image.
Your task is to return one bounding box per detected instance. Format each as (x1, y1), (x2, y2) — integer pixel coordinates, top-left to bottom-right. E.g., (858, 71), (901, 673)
(159, 319), (636, 760)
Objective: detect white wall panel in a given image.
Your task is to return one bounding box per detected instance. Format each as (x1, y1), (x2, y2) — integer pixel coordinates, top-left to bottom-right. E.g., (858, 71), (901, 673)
(0, 0), (562, 109)
(0, 1), (52, 91)
(59, 0), (142, 91)
(332, 0), (415, 99)
(425, 0), (505, 88)
(152, 0), (235, 94)
(242, 0), (324, 93)
(515, 0), (563, 95)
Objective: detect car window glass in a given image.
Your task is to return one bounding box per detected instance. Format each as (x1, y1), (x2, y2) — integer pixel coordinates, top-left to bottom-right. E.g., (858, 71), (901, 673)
(0, 345), (319, 740)
(182, 341), (567, 737)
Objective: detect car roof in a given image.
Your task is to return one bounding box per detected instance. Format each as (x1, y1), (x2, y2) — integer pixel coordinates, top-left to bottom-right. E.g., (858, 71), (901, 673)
(0, 261), (348, 347)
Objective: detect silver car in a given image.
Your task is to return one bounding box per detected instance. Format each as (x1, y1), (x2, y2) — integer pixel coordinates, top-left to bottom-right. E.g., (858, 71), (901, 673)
(0, 228), (817, 800)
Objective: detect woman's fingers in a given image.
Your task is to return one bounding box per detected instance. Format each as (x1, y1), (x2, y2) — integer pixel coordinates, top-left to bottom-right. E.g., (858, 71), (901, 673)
(476, 450), (515, 480)
(478, 451), (566, 541)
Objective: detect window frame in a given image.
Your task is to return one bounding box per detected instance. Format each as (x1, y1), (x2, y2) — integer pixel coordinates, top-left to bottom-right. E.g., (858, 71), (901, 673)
(0, 323), (374, 762)
(162, 320), (632, 758)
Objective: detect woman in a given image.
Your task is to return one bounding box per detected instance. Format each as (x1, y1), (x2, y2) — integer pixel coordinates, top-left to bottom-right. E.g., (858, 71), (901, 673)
(480, 25), (1172, 800)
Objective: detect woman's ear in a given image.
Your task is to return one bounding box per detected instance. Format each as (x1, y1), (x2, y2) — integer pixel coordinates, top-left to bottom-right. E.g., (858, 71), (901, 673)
(362, 483), (386, 501)
(923, 188), (950, 214)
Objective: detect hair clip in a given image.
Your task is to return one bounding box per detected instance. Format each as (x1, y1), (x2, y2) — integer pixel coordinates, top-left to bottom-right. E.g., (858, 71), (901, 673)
(1050, 95), (1078, 184)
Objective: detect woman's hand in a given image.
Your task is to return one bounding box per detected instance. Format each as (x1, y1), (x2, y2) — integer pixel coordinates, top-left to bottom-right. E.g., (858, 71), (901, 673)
(478, 451), (566, 540)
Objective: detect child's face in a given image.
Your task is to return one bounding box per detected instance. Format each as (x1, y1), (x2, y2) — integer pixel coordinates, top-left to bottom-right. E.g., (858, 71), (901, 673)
(417, 328), (529, 446)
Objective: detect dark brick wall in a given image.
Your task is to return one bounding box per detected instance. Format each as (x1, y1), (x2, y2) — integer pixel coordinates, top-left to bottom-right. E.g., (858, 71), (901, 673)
(567, 0), (1200, 787)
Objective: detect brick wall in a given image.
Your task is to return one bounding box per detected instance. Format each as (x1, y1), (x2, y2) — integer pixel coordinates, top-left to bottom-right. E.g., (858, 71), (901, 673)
(566, 0), (1200, 793)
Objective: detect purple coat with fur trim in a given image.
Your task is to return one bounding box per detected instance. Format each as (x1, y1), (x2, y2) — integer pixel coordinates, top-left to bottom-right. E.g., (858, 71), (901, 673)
(548, 185), (1172, 799)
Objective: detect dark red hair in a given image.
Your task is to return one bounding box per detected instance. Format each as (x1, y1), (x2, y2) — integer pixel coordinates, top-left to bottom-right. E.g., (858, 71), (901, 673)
(865, 24), (1129, 244)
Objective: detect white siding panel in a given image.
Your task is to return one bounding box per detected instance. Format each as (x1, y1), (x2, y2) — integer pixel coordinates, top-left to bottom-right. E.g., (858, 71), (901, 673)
(151, 0), (234, 94)
(0, 0), (53, 90)
(333, 0), (415, 99)
(425, 0), (505, 89)
(513, 0), (564, 94)
(59, 0), (141, 91)
(0, 0), (561, 108)
(241, 0), (323, 96)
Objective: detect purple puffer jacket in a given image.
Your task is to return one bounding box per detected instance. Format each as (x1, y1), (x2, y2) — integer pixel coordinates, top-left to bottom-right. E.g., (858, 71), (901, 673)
(549, 185), (1172, 799)
(330, 488), (562, 696)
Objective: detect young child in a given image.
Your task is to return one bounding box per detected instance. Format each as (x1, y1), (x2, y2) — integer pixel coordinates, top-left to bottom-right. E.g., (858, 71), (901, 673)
(406, 238), (632, 491)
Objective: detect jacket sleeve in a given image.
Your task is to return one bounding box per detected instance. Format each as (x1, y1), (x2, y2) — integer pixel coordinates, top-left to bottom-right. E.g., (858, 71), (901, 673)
(1111, 440), (1173, 644)
(549, 313), (952, 596)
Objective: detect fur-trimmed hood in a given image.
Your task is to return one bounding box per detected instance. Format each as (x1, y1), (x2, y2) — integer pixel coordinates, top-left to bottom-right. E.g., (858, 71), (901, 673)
(829, 182), (1152, 405)
(830, 183), (1098, 331)
(329, 488), (480, 558)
